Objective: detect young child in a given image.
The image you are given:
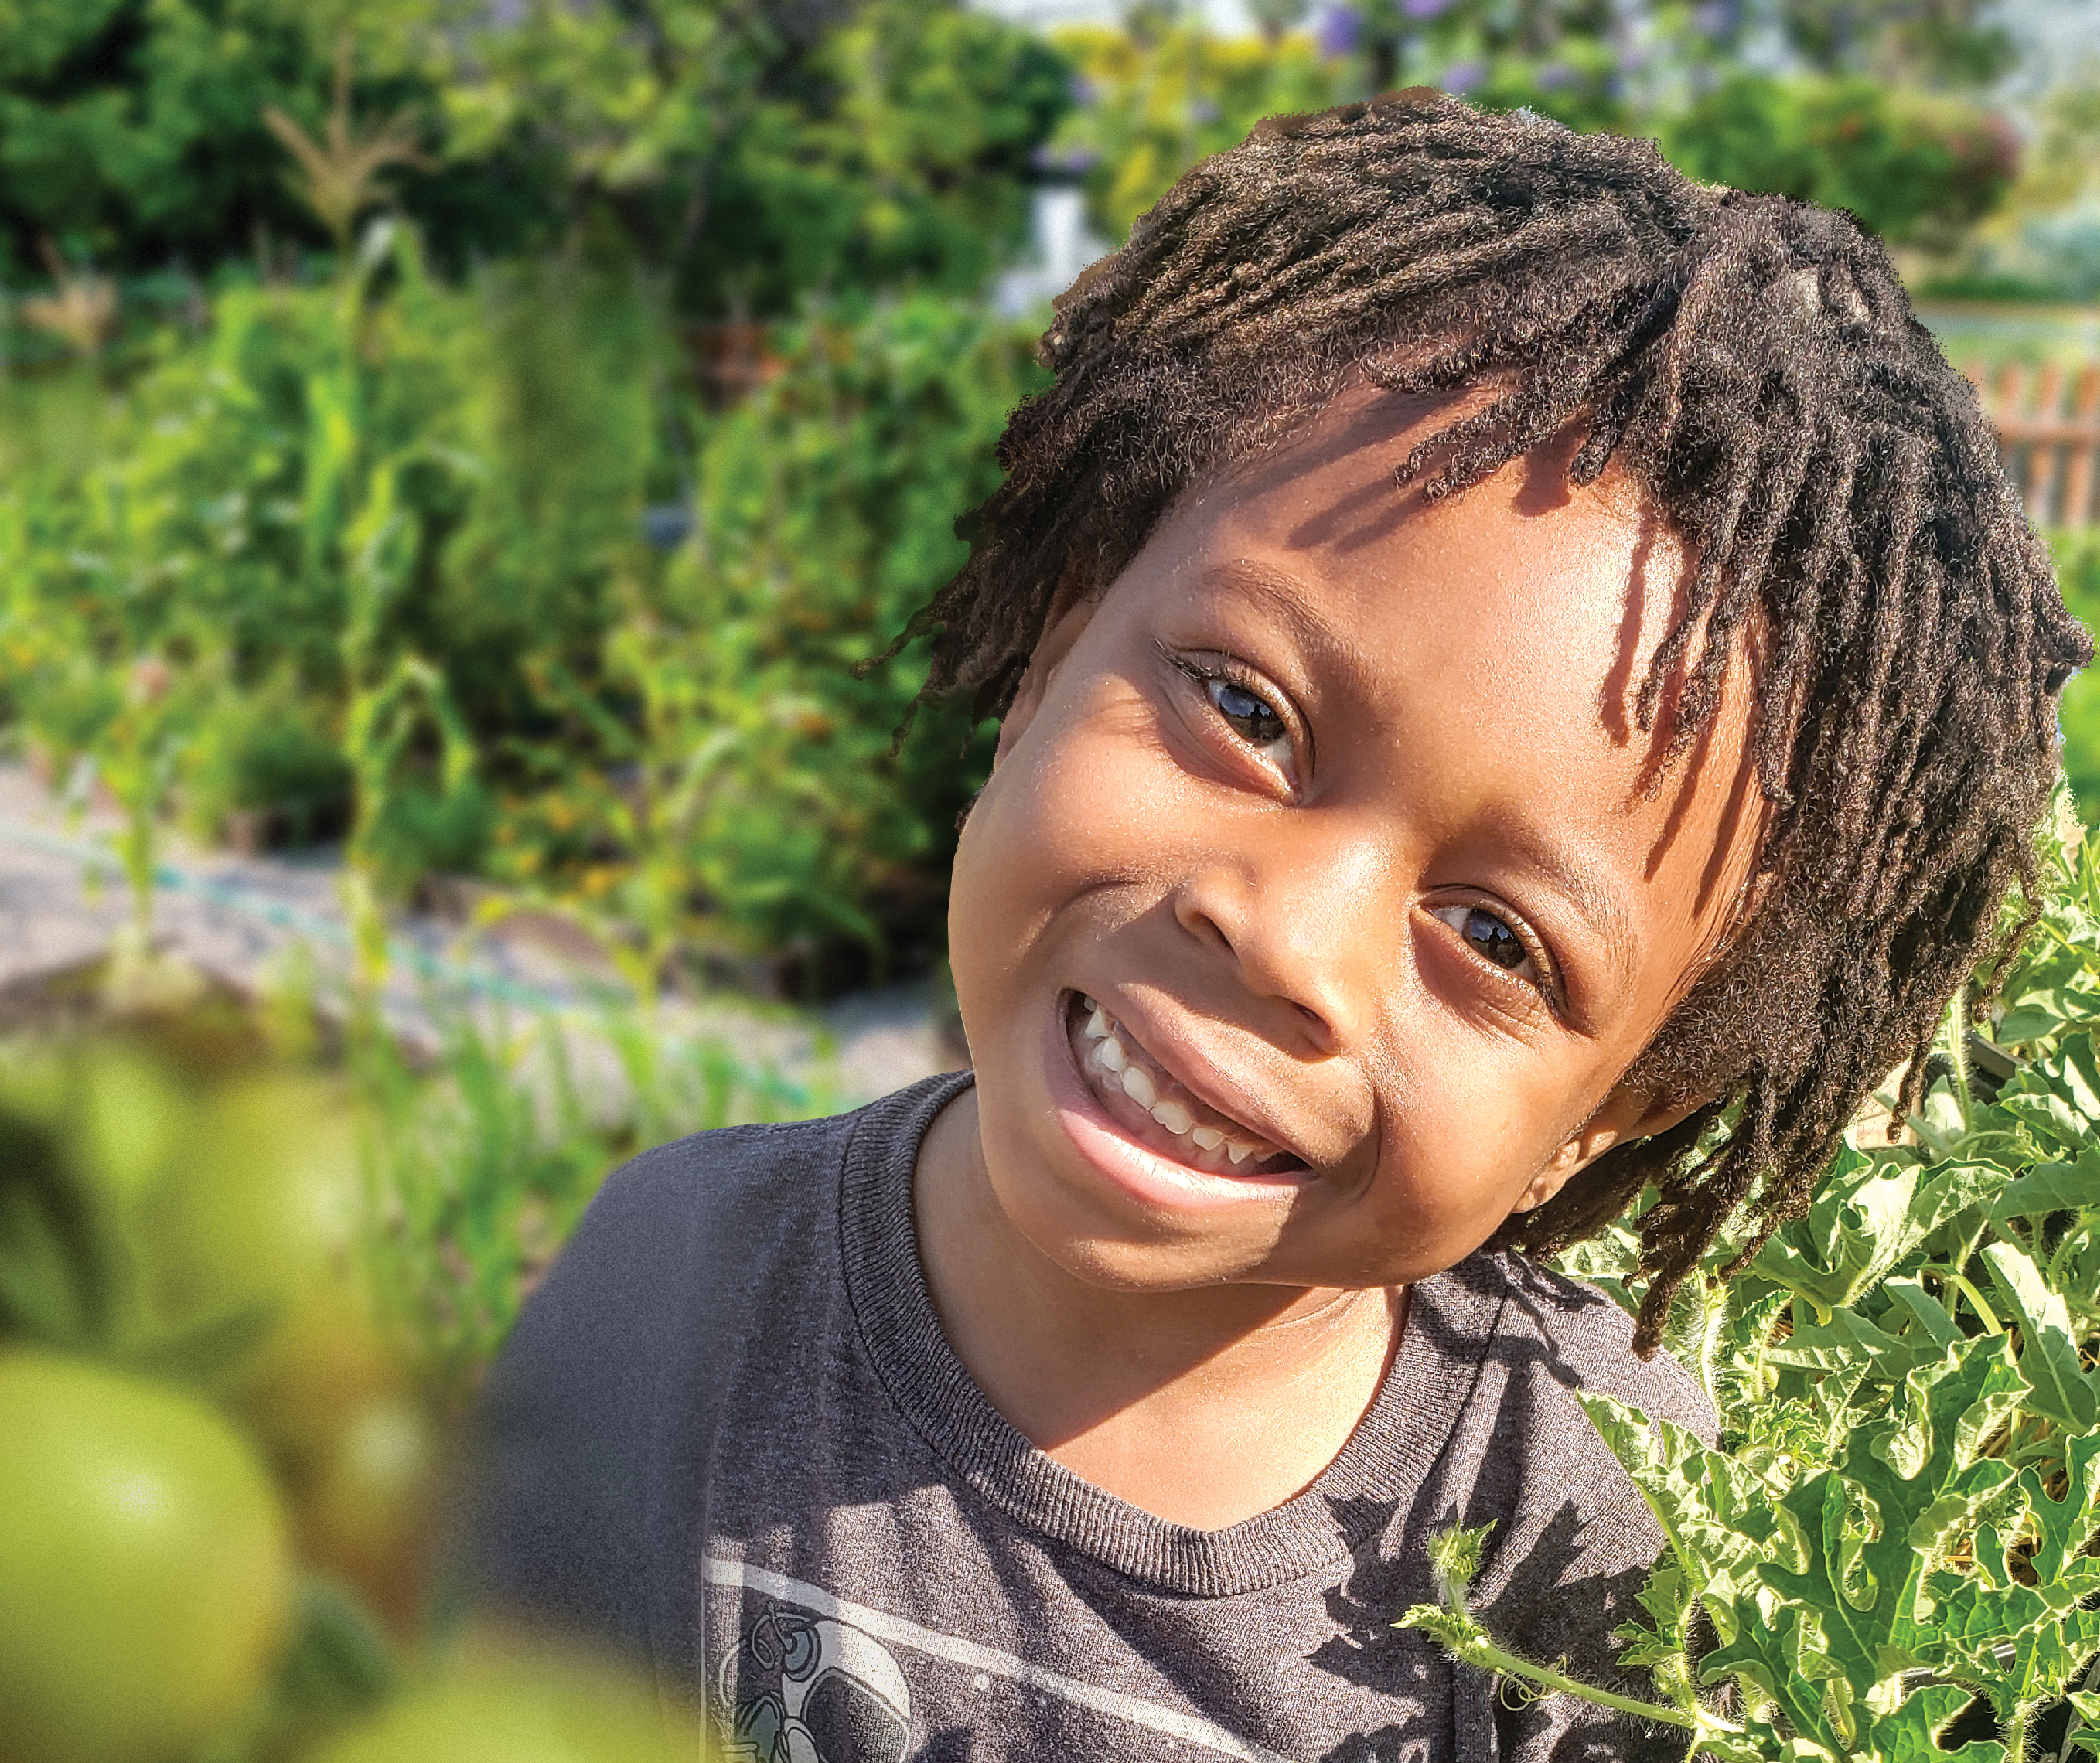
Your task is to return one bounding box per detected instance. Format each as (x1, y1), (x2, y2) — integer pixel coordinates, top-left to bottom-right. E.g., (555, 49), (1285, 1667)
(460, 93), (2090, 1761)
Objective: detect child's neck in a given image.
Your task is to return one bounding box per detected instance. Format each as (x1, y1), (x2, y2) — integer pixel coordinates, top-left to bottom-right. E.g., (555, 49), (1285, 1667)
(913, 1089), (1406, 1532)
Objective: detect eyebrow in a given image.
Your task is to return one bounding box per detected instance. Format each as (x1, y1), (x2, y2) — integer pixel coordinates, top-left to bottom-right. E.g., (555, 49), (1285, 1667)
(1193, 557), (1383, 680)
(1197, 558), (1643, 1014)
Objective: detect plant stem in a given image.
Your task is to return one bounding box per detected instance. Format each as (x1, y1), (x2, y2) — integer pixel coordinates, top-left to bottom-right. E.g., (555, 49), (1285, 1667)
(1406, 1615), (1718, 1733)
(1946, 986), (1975, 1122)
(1925, 1266), (2004, 1335)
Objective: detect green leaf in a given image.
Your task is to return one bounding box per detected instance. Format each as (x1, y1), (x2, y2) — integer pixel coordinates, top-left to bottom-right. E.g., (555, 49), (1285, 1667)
(1741, 1339), (2024, 1711)
(1989, 1149), (2100, 1221)
(1881, 1276), (1963, 1352)
(1980, 1241), (2098, 1430)
(1862, 1685), (2005, 1762)
(1752, 1146), (1930, 1315)
(1766, 1308), (1933, 1381)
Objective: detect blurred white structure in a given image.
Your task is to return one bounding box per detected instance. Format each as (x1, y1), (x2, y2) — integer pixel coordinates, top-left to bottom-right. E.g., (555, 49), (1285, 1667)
(973, 0), (1259, 32)
(994, 182), (1114, 317)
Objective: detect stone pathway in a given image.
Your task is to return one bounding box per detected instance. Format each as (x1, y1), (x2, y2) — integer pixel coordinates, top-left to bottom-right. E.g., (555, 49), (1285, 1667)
(0, 763), (957, 1107)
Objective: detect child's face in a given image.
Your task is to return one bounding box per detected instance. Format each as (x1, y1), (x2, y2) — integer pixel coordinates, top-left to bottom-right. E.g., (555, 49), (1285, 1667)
(945, 385), (1766, 1296)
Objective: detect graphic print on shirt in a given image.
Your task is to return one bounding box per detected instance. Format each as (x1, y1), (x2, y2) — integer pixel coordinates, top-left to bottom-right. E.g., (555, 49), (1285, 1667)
(705, 1557), (1298, 1763)
(718, 1602), (913, 1763)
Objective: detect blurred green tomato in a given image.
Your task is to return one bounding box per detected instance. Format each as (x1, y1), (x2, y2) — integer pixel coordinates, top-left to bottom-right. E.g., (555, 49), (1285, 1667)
(0, 1352), (293, 1763)
(141, 1072), (361, 1317)
(135, 1072), (397, 1430)
(76, 1041), (195, 1201)
(315, 1657), (700, 1763)
(0, 1037), (194, 1201)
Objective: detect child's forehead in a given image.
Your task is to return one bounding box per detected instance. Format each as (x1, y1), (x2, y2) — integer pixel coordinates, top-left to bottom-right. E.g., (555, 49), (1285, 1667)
(1160, 381), (1694, 694)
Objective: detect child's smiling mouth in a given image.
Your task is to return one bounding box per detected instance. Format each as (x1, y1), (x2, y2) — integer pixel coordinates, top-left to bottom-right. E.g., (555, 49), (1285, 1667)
(1061, 992), (1308, 1179)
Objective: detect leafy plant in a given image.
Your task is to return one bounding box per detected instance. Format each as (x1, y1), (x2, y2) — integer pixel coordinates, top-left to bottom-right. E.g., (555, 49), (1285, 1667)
(1662, 75), (2019, 251)
(263, 36), (428, 253)
(1400, 793), (2100, 1760)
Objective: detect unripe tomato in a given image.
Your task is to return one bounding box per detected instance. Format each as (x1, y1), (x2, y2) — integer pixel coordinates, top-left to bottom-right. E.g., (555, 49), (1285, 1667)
(314, 1656), (698, 1763)
(135, 1073), (395, 1441)
(140, 1072), (361, 1318)
(0, 1352), (293, 1763)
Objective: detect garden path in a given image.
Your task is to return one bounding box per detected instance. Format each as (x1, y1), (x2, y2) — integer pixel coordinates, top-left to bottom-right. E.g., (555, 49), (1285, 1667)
(0, 763), (956, 1107)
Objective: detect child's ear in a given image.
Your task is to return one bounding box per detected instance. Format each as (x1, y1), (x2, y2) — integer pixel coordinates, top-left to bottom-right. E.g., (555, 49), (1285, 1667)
(1509, 1086), (1707, 1214)
(992, 562), (1099, 767)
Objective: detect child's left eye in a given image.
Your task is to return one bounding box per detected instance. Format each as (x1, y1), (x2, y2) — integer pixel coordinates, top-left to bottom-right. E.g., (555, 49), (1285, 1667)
(1204, 676), (1287, 752)
(1429, 902), (1544, 990)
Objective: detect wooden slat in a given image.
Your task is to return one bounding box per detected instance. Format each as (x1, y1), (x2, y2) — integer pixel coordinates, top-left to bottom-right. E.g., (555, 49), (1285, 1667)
(2064, 364), (2100, 531)
(1996, 362), (2033, 508)
(1909, 357), (2100, 529)
(2030, 361), (2066, 522)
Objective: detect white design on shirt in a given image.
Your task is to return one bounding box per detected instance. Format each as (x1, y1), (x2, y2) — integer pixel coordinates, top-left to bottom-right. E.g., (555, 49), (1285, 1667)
(705, 1556), (1298, 1763)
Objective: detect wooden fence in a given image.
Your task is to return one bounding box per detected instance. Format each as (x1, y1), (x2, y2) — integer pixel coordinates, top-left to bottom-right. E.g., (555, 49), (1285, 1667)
(1962, 359), (2100, 530)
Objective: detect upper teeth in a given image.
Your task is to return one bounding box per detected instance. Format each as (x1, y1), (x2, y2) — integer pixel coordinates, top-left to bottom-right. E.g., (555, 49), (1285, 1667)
(1082, 1001), (1267, 1168)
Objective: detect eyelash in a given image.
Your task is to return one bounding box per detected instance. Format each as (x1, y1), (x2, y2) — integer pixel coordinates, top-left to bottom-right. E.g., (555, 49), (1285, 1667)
(1429, 899), (1563, 1013)
(1173, 657), (1292, 761)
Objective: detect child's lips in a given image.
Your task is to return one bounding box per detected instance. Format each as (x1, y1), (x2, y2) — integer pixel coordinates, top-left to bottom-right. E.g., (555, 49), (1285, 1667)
(1061, 992), (1308, 1178)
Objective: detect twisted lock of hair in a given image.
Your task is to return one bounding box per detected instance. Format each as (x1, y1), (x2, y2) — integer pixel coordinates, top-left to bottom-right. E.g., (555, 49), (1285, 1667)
(887, 91), (2091, 1351)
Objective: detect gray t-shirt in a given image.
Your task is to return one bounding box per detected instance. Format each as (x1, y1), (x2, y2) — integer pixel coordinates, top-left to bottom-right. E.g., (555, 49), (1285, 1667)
(461, 1073), (1717, 1763)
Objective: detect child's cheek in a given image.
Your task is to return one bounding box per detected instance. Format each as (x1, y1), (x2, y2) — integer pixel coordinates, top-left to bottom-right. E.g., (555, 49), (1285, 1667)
(1352, 1034), (1592, 1272)
(952, 678), (1186, 991)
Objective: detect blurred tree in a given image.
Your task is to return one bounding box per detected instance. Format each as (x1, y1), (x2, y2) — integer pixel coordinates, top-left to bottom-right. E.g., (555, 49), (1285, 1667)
(425, 0), (1070, 317)
(1051, 23), (1341, 242)
(1664, 74), (2018, 248)
(0, 0), (473, 283)
(1246, 0), (1310, 48)
(1305, 0), (1632, 131)
(0, 0), (1067, 315)
(1778, 0), (2017, 90)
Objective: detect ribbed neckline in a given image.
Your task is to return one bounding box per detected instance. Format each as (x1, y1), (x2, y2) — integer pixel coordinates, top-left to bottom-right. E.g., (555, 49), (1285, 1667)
(838, 1074), (1516, 1598)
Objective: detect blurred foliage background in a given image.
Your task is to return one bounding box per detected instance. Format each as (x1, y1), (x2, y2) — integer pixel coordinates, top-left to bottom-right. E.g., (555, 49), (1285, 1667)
(0, 1), (2097, 1759)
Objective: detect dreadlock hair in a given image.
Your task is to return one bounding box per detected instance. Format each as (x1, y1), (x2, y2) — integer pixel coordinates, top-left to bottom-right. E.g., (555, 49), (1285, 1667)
(891, 89), (2092, 1352)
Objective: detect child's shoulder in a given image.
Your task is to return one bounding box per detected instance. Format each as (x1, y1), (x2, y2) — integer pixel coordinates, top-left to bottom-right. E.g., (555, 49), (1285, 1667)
(1440, 1249), (1718, 1447)
(579, 1072), (963, 1240)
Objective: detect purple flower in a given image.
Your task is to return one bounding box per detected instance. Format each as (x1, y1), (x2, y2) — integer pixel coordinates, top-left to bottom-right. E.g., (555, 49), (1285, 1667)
(1402, 0), (1452, 18)
(1441, 59), (1484, 93)
(1534, 61), (1572, 90)
(1314, 4), (1362, 58)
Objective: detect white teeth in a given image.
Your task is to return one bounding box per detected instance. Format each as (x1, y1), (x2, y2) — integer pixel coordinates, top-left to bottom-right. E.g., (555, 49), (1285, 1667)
(1080, 1011), (1265, 1164)
(1151, 1100), (1193, 1135)
(1080, 995), (1098, 1012)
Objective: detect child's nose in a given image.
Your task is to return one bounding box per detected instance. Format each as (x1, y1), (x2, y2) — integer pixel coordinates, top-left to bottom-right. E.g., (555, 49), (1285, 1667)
(1169, 830), (1393, 1054)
